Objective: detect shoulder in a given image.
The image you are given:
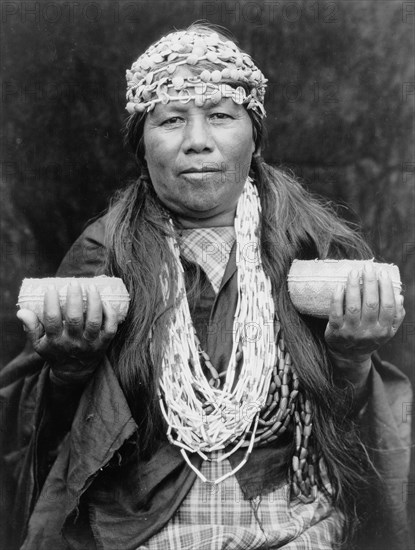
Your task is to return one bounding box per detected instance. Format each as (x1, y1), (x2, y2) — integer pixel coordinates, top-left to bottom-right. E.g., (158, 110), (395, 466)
(56, 215), (108, 277)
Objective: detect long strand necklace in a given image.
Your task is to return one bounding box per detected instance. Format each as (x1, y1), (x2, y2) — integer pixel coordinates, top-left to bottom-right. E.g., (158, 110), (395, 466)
(154, 177), (319, 500)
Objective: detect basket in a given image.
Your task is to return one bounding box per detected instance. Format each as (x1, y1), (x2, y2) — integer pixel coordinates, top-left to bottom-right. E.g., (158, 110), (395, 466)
(17, 276), (130, 323)
(287, 259), (401, 318)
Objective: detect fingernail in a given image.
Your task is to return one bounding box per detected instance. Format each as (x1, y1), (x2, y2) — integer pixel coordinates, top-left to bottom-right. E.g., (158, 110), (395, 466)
(379, 270), (388, 279)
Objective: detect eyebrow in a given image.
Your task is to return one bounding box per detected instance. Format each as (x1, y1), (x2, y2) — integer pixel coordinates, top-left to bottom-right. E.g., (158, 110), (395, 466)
(151, 97), (237, 117)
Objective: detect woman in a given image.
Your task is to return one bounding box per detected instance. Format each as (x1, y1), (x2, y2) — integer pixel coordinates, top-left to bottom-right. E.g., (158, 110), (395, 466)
(0, 23), (411, 550)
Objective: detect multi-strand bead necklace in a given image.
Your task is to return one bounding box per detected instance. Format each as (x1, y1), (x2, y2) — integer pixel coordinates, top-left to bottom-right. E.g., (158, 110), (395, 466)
(155, 177), (318, 502)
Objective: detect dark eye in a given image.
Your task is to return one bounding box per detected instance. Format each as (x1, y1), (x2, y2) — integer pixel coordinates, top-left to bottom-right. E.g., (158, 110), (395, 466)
(210, 113), (233, 120)
(162, 116), (184, 126)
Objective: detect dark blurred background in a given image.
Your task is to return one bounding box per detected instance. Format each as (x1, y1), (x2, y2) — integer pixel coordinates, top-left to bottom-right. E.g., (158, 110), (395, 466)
(1, 0), (414, 518)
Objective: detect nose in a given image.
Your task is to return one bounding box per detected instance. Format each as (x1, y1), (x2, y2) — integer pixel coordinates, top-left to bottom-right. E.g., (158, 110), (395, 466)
(182, 115), (214, 154)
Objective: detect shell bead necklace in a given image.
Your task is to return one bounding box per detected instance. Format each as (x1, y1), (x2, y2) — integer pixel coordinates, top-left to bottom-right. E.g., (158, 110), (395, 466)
(155, 177), (319, 500)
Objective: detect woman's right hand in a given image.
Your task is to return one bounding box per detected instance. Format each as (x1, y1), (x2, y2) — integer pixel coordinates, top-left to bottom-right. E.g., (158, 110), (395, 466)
(16, 282), (119, 383)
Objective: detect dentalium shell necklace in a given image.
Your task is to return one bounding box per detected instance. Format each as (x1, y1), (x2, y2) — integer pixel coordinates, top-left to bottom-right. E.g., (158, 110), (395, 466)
(155, 177), (318, 499)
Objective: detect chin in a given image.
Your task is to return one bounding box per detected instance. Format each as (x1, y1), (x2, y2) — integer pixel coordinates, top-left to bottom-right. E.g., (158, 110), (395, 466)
(185, 203), (220, 215)
(175, 195), (221, 213)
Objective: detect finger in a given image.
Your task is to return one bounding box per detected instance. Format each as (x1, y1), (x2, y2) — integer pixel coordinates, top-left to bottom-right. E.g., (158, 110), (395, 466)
(390, 294), (405, 335)
(327, 284), (345, 331)
(361, 263), (379, 324)
(378, 270), (396, 328)
(16, 308), (45, 343)
(64, 282), (84, 338)
(100, 300), (119, 346)
(43, 286), (63, 338)
(83, 284), (103, 342)
(344, 269), (362, 326)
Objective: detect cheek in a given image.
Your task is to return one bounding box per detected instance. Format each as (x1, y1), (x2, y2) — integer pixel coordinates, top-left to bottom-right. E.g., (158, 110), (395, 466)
(231, 124), (255, 160)
(143, 124), (172, 171)
(227, 134), (255, 170)
(144, 138), (172, 181)
(143, 136), (158, 167)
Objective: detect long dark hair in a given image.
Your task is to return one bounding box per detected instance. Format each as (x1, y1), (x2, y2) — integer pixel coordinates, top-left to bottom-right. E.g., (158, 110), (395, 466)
(105, 22), (375, 541)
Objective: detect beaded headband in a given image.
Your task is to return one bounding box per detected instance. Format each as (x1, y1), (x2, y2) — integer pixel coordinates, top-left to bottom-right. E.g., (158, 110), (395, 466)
(126, 30), (267, 117)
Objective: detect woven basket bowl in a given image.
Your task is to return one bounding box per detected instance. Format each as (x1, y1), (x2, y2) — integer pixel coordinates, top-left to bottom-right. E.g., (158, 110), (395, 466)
(287, 259), (402, 318)
(17, 276), (130, 323)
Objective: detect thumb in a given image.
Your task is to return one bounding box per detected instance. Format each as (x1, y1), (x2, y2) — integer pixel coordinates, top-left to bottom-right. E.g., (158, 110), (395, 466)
(16, 309), (44, 342)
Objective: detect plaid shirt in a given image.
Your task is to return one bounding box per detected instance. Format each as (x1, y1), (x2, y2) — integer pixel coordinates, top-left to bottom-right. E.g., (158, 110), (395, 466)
(178, 227), (236, 293)
(140, 453), (344, 549)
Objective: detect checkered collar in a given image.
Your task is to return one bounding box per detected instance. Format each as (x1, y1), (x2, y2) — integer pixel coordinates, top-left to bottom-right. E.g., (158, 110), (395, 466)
(177, 226), (235, 293)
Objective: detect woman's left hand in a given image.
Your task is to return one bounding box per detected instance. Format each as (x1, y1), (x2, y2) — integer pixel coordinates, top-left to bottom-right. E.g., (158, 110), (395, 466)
(324, 263), (405, 369)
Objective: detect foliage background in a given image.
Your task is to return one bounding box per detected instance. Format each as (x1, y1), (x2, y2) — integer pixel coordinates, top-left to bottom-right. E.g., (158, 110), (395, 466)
(1, 0), (414, 524)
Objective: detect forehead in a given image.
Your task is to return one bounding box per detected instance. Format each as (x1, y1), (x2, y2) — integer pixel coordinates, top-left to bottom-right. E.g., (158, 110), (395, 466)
(148, 94), (248, 116)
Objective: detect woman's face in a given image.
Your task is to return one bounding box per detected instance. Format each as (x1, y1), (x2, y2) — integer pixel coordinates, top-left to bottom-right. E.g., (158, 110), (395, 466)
(143, 88), (255, 227)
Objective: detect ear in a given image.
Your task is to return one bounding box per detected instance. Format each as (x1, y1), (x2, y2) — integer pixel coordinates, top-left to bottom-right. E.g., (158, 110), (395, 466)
(251, 135), (256, 156)
(251, 124), (259, 155)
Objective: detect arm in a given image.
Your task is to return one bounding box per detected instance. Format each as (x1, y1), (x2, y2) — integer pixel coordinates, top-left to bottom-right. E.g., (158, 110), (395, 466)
(354, 355), (412, 550)
(17, 215), (112, 418)
(0, 217), (117, 546)
(324, 264), (410, 548)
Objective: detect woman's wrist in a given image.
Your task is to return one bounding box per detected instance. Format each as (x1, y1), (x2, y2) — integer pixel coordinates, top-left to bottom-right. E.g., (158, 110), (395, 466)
(48, 359), (98, 387)
(45, 362), (95, 434)
(328, 349), (372, 392)
(328, 350), (372, 372)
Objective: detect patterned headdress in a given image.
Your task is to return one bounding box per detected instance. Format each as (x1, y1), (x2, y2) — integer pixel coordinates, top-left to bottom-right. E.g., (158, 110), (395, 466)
(126, 29), (267, 117)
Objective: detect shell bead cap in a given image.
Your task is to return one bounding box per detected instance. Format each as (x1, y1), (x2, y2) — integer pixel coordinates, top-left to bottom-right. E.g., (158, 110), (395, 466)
(126, 30), (267, 117)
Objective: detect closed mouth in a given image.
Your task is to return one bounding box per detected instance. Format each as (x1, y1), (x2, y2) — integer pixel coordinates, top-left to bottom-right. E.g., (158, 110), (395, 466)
(180, 168), (222, 174)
